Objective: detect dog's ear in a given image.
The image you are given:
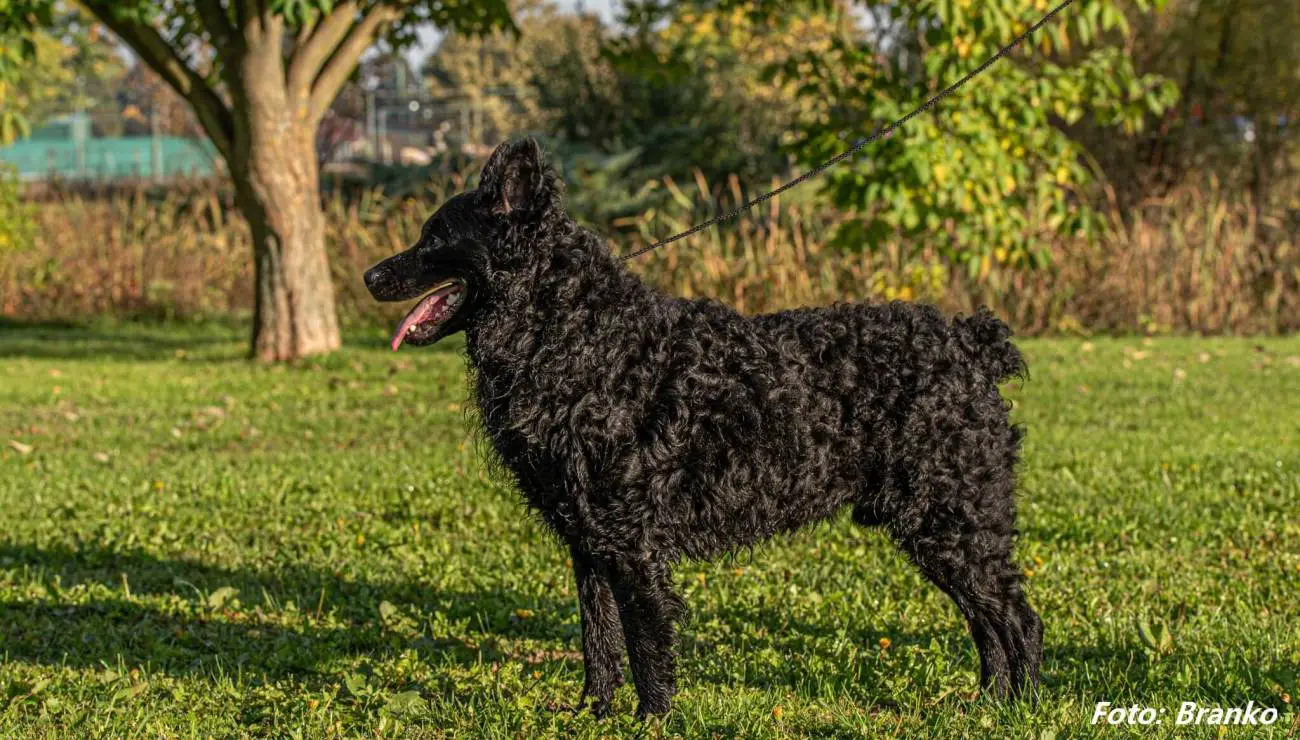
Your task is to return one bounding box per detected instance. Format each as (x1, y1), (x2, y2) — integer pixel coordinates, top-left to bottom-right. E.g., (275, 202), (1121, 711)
(479, 137), (552, 217)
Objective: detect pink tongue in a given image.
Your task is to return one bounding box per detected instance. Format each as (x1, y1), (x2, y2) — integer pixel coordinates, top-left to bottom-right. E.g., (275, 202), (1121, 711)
(390, 289), (451, 351)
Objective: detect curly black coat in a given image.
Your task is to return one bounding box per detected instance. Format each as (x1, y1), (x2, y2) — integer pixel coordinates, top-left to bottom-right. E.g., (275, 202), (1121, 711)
(364, 138), (1043, 718)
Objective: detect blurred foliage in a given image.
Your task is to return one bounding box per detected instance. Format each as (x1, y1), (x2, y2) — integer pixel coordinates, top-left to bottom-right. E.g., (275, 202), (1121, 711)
(421, 0), (555, 148)
(557, 5), (841, 186)
(1083, 0), (1300, 218)
(517, 0), (1172, 274)
(0, 7), (125, 143)
(115, 62), (204, 139)
(757, 0), (1179, 274)
(0, 164), (34, 254)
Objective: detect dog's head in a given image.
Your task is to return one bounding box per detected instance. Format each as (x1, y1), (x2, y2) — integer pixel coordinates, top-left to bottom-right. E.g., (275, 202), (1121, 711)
(364, 137), (559, 350)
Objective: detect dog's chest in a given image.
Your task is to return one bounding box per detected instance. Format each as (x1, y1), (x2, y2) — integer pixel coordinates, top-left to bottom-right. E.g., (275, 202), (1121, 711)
(470, 321), (641, 481)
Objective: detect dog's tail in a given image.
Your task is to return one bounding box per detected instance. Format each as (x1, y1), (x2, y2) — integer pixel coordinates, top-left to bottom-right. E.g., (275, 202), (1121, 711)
(959, 308), (1027, 384)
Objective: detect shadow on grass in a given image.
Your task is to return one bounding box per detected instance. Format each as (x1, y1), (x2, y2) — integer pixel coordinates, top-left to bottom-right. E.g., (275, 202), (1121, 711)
(18, 540), (1281, 723)
(0, 318), (467, 362)
(0, 318), (244, 362)
(0, 542), (577, 687)
(0, 541), (979, 706)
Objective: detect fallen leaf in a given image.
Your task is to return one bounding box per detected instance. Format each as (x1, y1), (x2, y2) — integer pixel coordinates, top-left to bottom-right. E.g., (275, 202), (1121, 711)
(7, 440), (32, 455)
(206, 586), (239, 610)
(112, 682), (148, 702)
(93, 452), (110, 463)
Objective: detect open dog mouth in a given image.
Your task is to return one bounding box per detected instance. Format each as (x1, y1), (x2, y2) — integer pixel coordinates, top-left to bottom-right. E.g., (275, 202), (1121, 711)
(390, 279), (466, 351)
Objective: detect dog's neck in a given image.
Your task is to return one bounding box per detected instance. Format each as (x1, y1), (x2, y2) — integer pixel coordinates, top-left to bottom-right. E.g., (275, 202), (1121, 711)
(464, 214), (657, 385)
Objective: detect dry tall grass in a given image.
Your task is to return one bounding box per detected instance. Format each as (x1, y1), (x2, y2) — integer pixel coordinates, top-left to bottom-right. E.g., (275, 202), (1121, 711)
(2, 173), (1295, 335)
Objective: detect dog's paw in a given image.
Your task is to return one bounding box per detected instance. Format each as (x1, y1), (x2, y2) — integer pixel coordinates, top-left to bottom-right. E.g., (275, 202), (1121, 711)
(565, 691), (612, 719)
(635, 699), (671, 720)
(586, 696), (613, 719)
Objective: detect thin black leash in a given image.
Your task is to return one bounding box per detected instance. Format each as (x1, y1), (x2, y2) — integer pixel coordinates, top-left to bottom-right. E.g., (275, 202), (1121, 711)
(618, 0), (1079, 262)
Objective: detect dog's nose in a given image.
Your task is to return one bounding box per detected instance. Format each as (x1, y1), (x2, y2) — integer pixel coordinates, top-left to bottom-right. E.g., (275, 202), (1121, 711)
(363, 265), (385, 295)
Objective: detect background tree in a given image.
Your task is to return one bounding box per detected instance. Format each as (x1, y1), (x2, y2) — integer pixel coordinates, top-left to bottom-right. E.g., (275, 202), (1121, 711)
(1102, 0), (1300, 228)
(1, 0), (513, 361)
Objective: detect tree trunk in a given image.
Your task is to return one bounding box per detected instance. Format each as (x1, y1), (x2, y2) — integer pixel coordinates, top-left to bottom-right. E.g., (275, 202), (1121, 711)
(231, 38), (340, 362)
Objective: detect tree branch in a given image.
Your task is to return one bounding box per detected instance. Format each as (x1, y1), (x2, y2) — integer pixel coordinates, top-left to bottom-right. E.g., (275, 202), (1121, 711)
(307, 4), (402, 124)
(235, 0), (258, 29)
(194, 1), (236, 53)
(83, 2), (235, 162)
(294, 8), (318, 50)
(287, 0), (360, 103)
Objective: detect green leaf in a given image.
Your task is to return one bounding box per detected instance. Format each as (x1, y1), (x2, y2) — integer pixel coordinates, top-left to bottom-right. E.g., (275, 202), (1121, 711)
(383, 690), (427, 716)
(344, 673), (371, 699)
(112, 682), (149, 702)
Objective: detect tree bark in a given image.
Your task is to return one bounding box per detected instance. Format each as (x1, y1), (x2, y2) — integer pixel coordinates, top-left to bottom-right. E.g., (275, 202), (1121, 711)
(232, 125), (340, 361)
(231, 18), (341, 362)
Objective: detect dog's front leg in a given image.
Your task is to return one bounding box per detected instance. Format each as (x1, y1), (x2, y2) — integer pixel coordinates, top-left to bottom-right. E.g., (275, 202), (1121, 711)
(608, 556), (684, 718)
(571, 546), (625, 717)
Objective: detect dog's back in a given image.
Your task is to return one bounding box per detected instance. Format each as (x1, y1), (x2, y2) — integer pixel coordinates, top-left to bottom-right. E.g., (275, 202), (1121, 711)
(605, 296), (1026, 556)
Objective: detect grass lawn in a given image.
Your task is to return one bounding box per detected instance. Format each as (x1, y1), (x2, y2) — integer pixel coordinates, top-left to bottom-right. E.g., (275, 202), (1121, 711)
(1, 321), (1297, 737)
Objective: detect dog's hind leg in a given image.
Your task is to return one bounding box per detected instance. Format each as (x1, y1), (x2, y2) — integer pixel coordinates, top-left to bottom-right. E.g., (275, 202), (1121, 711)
(607, 555), (685, 718)
(881, 425), (1042, 699)
(897, 520), (1041, 699)
(571, 546), (626, 717)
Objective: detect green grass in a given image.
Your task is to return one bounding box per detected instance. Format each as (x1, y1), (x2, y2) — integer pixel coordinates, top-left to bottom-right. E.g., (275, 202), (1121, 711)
(1, 321), (1297, 737)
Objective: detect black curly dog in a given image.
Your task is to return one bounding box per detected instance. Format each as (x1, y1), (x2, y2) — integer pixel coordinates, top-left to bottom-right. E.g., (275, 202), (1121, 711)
(364, 138), (1042, 718)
